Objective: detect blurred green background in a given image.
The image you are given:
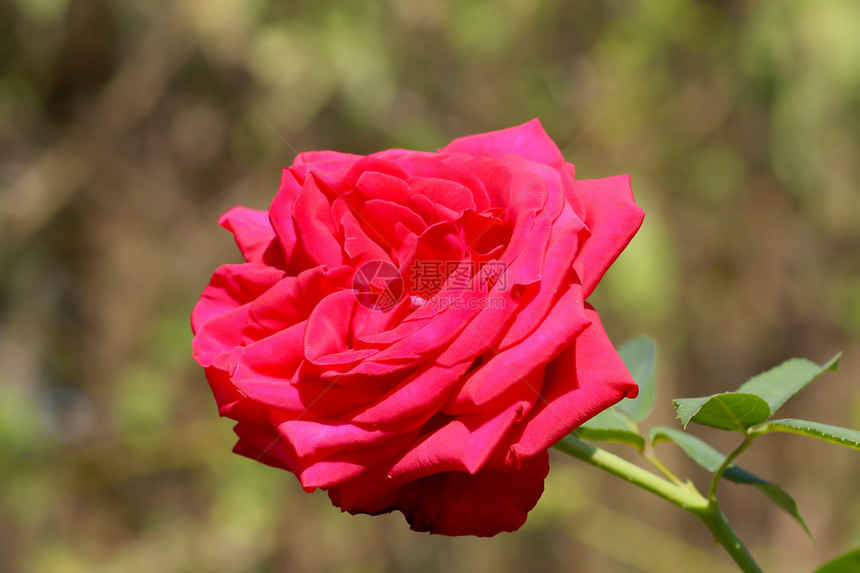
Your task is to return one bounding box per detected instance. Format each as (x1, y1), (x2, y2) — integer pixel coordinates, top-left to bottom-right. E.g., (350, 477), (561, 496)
(2, 0), (859, 571)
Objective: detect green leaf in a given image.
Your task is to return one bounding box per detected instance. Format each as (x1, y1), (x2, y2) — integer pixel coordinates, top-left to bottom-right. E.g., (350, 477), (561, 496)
(754, 482), (811, 539)
(576, 408), (645, 452)
(754, 418), (860, 450)
(738, 353), (841, 415)
(673, 393), (771, 431)
(651, 426), (810, 536)
(614, 337), (658, 422)
(815, 547), (860, 573)
(650, 427), (763, 484)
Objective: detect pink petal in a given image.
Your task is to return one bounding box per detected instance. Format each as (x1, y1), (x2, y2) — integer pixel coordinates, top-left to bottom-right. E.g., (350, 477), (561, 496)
(233, 321), (307, 385)
(496, 204), (585, 348)
(291, 173), (343, 269)
(572, 175), (645, 297)
(290, 151), (362, 192)
(202, 353), (265, 420)
(358, 199), (427, 253)
(409, 177), (476, 214)
(294, 150), (362, 168)
(243, 265), (350, 341)
(191, 305), (251, 367)
(303, 290), (357, 362)
(440, 118), (564, 168)
(507, 307), (638, 459)
(354, 170), (411, 203)
(218, 206), (279, 264)
(443, 283), (589, 413)
(335, 199), (392, 264)
(382, 153), (491, 212)
(191, 263), (283, 334)
(347, 358), (472, 425)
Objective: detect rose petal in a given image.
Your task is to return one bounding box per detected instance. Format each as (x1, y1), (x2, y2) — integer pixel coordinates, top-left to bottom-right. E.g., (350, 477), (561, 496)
(233, 321), (307, 385)
(572, 175), (645, 297)
(497, 203), (586, 348)
(380, 152), (491, 212)
(294, 150), (362, 169)
(272, 405), (433, 465)
(233, 334), (384, 419)
(290, 151), (362, 191)
(334, 199), (393, 264)
(233, 420), (424, 490)
(332, 376), (539, 508)
(506, 307), (638, 459)
(291, 173), (343, 269)
(303, 290), (358, 362)
(358, 199), (427, 261)
(268, 169), (302, 267)
(202, 352), (268, 421)
(335, 449), (549, 537)
(244, 265), (350, 341)
(441, 118), (564, 168)
(218, 206), (279, 264)
(347, 354), (473, 425)
(408, 177), (477, 214)
(354, 170), (411, 203)
(191, 263), (284, 335)
(443, 282), (589, 413)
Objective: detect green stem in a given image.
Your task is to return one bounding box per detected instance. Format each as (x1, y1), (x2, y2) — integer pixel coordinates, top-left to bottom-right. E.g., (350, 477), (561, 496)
(698, 506), (763, 573)
(644, 451), (688, 489)
(554, 435), (707, 513)
(554, 435), (762, 573)
(707, 436), (755, 503)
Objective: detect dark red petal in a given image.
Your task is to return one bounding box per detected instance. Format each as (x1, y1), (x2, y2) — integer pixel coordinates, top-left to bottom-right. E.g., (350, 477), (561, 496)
(339, 450), (549, 537)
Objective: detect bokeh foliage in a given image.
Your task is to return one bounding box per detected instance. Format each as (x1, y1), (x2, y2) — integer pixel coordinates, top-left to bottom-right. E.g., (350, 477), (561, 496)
(1, 0), (859, 571)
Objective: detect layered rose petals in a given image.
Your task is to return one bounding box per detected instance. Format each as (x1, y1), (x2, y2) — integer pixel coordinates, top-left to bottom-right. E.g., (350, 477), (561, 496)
(191, 119), (644, 537)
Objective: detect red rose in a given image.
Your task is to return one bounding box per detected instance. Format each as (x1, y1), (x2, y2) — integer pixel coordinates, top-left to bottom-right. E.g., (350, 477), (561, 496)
(191, 119), (643, 536)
